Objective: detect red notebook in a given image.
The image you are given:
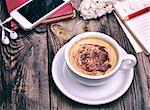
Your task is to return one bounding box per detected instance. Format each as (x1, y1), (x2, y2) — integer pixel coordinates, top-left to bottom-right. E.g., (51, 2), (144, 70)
(5, 0), (76, 30)
(43, 2), (76, 24)
(5, 0), (28, 13)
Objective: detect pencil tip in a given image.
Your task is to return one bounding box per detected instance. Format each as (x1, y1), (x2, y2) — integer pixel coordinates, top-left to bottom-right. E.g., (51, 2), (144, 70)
(123, 16), (129, 21)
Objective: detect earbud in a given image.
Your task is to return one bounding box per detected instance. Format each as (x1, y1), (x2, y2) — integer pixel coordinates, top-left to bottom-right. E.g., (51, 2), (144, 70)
(0, 17), (17, 44)
(1, 25), (18, 39)
(10, 31), (18, 39)
(1, 28), (10, 45)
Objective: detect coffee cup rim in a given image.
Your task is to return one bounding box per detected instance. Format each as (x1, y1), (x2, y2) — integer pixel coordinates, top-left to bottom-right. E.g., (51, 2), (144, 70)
(65, 32), (122, 79)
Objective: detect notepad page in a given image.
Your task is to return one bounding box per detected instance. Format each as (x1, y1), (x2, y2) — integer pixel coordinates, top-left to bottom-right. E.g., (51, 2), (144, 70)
(114, 0), (150, 18)
(114, 13), (143, 53)
(114, 0), (150, 54)
(125, 12), (150, 53)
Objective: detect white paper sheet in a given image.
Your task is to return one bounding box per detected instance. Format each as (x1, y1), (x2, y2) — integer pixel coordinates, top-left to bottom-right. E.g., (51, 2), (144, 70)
(114, 13), (143, 53)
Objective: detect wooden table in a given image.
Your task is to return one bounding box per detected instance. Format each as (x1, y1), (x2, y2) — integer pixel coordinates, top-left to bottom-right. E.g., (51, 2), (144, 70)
(0, 0), (149, 110)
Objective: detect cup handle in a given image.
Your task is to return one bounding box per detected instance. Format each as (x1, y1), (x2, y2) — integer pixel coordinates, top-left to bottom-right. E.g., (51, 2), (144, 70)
(120, 54), (137, 70)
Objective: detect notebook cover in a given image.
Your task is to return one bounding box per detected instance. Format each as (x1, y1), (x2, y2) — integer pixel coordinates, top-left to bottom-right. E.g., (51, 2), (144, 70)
(42, 10), (76, 24)
(5, 0), (76, 29)
(43, 3), (76, 24)
(5, 0), (28, 13)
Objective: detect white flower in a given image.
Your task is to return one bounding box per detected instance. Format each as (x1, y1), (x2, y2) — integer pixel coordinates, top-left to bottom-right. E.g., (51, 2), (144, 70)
(78, 0), (116, 20)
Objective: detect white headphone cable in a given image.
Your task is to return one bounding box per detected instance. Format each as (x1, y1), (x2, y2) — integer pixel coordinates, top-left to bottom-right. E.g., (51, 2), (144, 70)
(0, 17), (18, 40)
(0, 17), (13, 25)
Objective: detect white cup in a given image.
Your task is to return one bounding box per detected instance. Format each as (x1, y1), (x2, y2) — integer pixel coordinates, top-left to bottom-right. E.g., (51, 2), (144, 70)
(65, 32), (137, 86)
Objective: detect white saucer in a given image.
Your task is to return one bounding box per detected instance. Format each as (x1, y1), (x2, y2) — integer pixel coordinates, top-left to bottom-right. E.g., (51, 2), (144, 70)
(52, 44), (134, 105)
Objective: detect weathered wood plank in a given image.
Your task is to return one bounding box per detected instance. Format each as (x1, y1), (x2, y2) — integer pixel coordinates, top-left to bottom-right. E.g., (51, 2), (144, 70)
(136, 53), (150, 110)
(47, 24), (70, 110)
(0, 0), (50, 109)
(0, 0), (11, 107)
(0, 29), (50, 110)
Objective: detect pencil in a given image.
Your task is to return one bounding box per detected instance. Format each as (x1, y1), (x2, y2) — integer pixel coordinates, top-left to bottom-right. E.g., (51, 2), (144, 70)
(123, 6), (150, 21)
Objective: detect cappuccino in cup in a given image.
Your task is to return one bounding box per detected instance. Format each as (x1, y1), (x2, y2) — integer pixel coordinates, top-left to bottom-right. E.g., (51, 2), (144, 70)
(69, 37), (118, 76)
(65, 32), (136, 86)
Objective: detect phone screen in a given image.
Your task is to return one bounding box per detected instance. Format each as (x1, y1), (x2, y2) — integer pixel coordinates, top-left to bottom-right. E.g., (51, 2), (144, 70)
(18, 0), (65, 23)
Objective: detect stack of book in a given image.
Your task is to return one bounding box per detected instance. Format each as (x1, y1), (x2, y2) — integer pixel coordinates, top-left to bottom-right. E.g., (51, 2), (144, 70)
(5, 0), (76, 30)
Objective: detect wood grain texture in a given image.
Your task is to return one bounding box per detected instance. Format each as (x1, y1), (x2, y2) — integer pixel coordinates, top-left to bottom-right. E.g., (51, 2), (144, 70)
(0, 0), (10, 107)
(136, 53), (150, 110)
(0, 0), (149, 110)
(0, 0), (50, 109)
(0, 30), (50, 110)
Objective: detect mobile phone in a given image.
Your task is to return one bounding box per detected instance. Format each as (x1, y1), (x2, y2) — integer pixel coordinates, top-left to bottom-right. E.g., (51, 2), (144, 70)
(10, 0), (70, 30)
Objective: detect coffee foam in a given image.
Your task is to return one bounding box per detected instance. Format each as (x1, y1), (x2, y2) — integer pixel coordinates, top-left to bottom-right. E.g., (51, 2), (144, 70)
(69, 37), (118, 76)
